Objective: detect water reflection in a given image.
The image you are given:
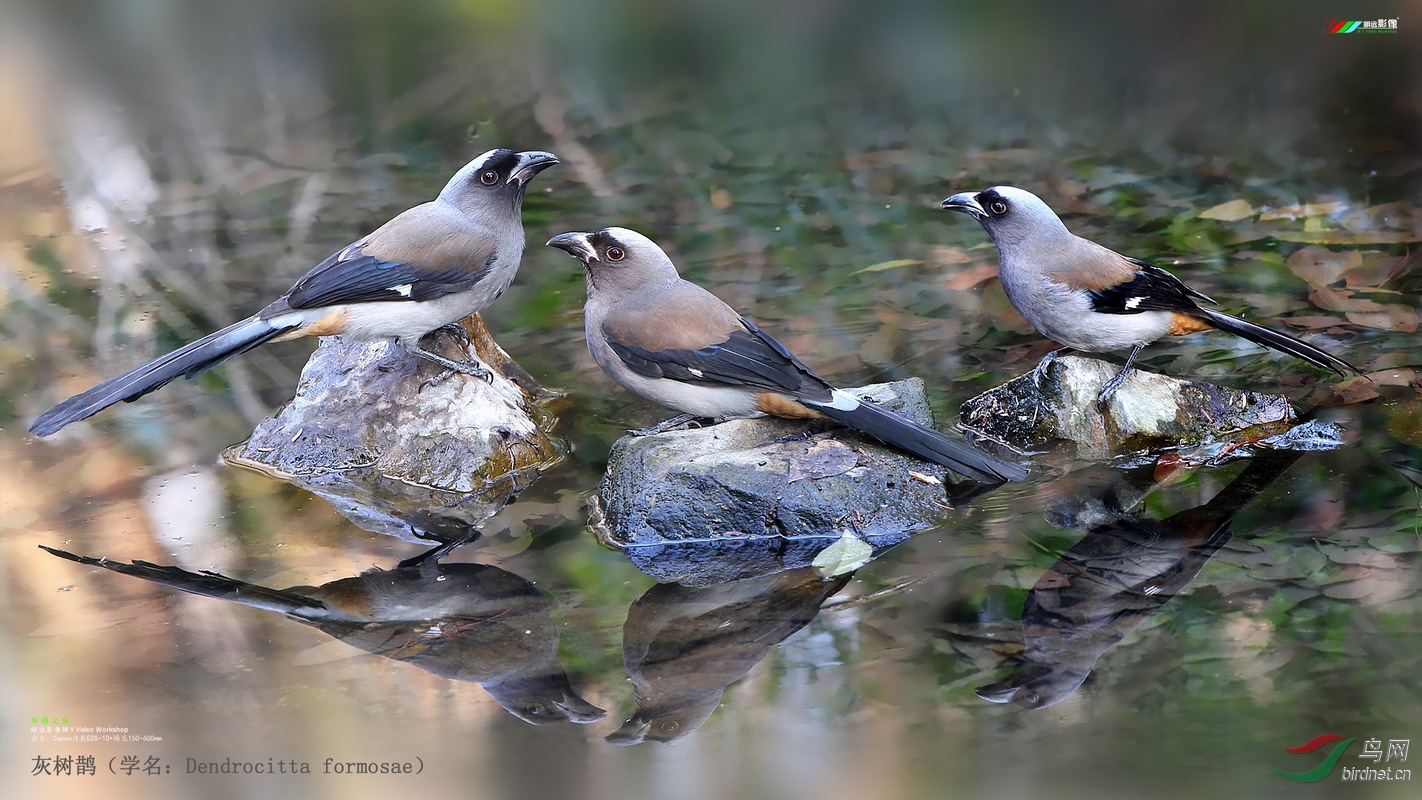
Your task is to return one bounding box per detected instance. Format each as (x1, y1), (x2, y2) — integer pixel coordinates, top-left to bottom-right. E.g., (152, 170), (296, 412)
(973, 450), (1304, 710)
(38, 541), (605, 726)
(608, 567), (851, 745)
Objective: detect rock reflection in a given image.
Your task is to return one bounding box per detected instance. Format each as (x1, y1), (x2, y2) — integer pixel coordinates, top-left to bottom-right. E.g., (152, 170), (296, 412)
(39, 542), (604, 726)
(608, 567), (851, 745)
(975, 450), (1303, 710)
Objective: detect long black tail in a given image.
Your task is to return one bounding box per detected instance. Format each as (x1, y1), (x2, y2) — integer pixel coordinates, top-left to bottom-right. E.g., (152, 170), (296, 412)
(38, 545), (328, 617)
(1194, 308), (1361, 377)
(812, 395), (1028, 484)
(30, 315), (297, 436)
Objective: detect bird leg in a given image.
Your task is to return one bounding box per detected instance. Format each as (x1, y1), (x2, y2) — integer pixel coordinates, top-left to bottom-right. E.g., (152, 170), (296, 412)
(630, 413), (707, 436)
(406, 326), (495, 389)
(1031, 347), (1073, 390)
(397, 530), (481, 569)
(1096, 343), (1145, 406)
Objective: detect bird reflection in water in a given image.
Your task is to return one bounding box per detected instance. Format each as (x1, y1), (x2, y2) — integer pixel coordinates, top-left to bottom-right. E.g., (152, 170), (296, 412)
(39, 540), (604, 726)
(608, 566), (851, 745)
(974, 449), (1303, 709)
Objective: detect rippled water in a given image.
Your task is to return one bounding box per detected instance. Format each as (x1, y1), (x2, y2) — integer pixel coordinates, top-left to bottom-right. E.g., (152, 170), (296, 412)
(4, 3), (1421, 799)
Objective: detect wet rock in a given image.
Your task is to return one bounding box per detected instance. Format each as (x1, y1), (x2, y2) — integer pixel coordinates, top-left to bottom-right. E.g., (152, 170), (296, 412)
(223, 315), (564, 542)
(959, 355), (1296, 459)
(595, 379), (991, 586)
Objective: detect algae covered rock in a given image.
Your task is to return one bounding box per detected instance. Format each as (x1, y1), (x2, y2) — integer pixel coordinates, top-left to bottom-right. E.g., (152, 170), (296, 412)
(595, 378), (1001, 585)
(959, 355), (1297, 459)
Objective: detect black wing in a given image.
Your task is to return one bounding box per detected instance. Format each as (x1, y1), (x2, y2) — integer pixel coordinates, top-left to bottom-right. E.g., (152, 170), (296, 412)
(606, 317), (830, 398)
(1087, 260), (1216, 315)
(284, 244), (495, 309)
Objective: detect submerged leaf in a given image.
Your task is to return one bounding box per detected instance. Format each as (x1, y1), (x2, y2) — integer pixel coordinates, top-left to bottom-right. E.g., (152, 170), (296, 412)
(1286, 246), (1361, 287)
(1199, 199), (1256, 222)
(1259, 201), (1349, 221)
(854, 258), (921, 274)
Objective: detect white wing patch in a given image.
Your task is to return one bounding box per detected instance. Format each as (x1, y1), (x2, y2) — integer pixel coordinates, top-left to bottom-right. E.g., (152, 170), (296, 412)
(390, 283), (414, 298)
(1124, 296), (1144, 310)
(687, 368), (705, 378)
(827, 389), (861, 411)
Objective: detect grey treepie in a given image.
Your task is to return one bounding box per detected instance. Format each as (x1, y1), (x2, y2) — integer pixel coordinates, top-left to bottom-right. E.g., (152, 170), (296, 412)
(547, 227), (1027, 484)
(31, 148), (558, 436)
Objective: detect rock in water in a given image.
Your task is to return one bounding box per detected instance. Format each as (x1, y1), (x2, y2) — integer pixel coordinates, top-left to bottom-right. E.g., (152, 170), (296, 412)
(224, 315), (563, 542)
(596, 379), (996, 586)
(959, 355), (1296, 459)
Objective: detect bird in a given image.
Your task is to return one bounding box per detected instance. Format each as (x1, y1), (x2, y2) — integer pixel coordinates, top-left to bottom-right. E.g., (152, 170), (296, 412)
(29, 147), (559, 437)
(940, 186), (1361, 403)
(545, 227), (1027, 484)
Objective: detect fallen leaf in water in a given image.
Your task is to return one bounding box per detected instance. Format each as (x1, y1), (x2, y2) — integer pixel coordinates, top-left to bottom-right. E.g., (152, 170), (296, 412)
(1346, 306), (1418, 332)
(1280, 315), (1351, 330)
(1309, 285), (1388, 313)
(1287, 246), (1361, 287)
(1259, 201), (1349, 221)
(1339, 200), (1418, 232)
(928, 245), (973, 265)
(944, 263), (999, 291)
(1199, 199), (1256, 221)
(1345, 253), (1408, 289)
(812, 529), (874, 577)
(1227, 229), (1422, 246)
(1153, 452), (1195, 485)
(854, 258), (921, 274)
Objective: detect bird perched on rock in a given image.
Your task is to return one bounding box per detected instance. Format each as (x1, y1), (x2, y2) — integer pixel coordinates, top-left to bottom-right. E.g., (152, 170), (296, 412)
(30, 148), (559, 437)
(546, 227), (1027, 484)
(941, 186), (1361, 403)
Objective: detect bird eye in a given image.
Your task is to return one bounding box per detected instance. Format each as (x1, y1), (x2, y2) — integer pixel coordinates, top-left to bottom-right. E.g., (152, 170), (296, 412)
(989, 200), (1009, 216)
(480, 170), (499, 185)
(606, 246), (625, 261)
(525, 703), (545, 716)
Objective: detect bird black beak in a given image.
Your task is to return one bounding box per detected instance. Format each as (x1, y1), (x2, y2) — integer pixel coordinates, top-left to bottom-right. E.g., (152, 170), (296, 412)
(509, 150), (559, 187)
(973, 681), (1022, 704)
(553, 695), (607, 725)
(604, 718), (652, 746)
(546, 231), (598, 263)
(941, 191), (988, 220)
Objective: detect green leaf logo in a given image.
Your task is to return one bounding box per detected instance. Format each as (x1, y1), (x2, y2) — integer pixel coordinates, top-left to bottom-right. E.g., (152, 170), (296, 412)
(1269, 734), (1357, 782)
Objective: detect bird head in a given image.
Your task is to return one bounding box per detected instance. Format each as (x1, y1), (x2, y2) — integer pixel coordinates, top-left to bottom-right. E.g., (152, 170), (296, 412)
(546, 227), (680, 291)
(941, 185), (1071, 249)
(439, 148), (559, 215)
(485, 673), (607, 726)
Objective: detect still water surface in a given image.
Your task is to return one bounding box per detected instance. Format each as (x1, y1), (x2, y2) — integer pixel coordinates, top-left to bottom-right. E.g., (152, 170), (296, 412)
(4, 4), (1421, 799)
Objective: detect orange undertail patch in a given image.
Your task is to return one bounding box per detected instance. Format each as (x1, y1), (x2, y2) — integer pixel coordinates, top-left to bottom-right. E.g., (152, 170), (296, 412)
(755, 392), (826, 419)
(275, 309), (350, 341)
(1166, 312), (1214, 336)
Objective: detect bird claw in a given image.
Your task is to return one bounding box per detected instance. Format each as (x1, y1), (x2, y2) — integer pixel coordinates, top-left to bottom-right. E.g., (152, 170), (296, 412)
(1095, 367), (1131, 407)
(432, 323), (472, 346)
(1031, 348), (1070, 390)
